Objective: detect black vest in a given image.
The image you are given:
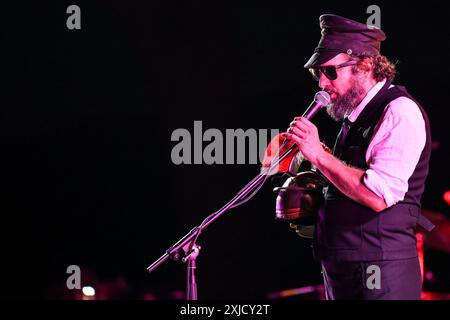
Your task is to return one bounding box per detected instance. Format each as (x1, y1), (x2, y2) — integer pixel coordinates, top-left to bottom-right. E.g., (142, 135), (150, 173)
(313, 81), (434, 262)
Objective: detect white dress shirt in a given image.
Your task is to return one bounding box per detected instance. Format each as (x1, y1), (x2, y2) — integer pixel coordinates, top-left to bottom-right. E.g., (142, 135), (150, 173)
(347, 79), (426, 207)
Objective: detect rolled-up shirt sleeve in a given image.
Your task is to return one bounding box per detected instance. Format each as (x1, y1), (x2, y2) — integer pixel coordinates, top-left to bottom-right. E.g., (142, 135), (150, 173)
(363, 96), (426, 207)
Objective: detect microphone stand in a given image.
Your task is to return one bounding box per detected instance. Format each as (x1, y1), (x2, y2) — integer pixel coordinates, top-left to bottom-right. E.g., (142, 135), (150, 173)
(146, 142), (297, 300)
(146, 91), (329, 300)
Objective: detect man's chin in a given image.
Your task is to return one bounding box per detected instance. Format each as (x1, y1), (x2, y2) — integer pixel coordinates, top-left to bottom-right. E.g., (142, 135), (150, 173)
(326, 102), (351, 122)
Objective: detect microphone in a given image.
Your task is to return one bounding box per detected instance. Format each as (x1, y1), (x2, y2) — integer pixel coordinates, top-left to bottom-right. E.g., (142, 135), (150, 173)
(301, 91), (331, 120)
(261, 91), (330, 175)
(279, 90), (330, 164)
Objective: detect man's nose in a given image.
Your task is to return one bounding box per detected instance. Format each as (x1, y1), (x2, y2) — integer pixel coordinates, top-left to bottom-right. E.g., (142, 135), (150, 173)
(319, 73), (331, 89)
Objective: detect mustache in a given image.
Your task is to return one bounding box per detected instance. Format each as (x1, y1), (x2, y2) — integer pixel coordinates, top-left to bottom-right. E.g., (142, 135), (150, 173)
(324, 91), (338, 103)
(323, 88), (337, 95)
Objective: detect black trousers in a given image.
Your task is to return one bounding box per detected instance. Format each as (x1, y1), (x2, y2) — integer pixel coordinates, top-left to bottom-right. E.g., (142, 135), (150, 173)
(321, 257), (422, 300)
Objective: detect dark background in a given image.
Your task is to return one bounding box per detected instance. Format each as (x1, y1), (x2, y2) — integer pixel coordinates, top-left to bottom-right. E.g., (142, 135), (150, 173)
(3, 0), (449, 299)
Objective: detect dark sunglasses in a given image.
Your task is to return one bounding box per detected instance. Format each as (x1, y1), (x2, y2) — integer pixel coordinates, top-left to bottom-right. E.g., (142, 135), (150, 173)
(309, 60), (359, 81)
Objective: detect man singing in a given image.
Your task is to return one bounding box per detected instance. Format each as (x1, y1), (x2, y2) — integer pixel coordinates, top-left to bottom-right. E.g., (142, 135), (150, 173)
(283, 14), (434, 300)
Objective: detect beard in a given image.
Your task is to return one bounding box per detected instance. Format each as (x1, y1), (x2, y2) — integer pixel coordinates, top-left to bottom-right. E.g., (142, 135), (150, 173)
(325, 77), (367, 121)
